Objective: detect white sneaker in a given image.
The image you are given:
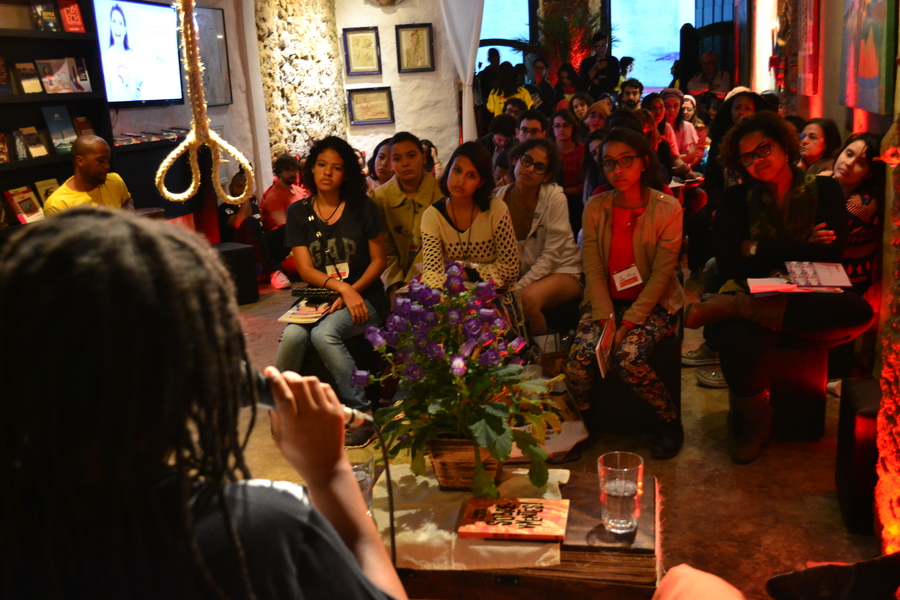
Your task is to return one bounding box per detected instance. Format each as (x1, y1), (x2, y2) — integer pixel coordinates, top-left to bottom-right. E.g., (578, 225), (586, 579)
(270, 270), (292, 290)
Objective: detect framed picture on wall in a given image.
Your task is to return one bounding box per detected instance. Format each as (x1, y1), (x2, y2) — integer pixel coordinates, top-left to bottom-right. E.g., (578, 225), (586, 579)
(196, 6), (232, 106)
(838, 0), (896, 114)
(343, 27), (382, 76)
(348, 87), (394, 125)
(395, 23), (434, 73)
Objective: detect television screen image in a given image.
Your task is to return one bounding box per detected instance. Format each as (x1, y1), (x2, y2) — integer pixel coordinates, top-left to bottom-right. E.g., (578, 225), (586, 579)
(93, 0), (183, 106)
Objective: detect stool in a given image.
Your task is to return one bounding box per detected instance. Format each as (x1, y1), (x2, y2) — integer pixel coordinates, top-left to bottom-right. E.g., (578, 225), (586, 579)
(836, 377), (880, 535)
(213, 242), (259, 305)
(583, 333), (682, 434)
(766, 345), (828, 440)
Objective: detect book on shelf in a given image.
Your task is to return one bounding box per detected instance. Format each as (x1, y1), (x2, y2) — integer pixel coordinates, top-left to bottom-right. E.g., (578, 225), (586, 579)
(34, 178), (60, 204)
(0, 195), (18, 229)
(35, 59), (74, 94)
(72, 115), (95, 136)
(30, 0), (61, 32)
(3, 187), (45, 224)
(41, 105), (77, 154)
(56, 0), (86, 33)
(0, 134), (8, 164)
(19, 127), (48, 158)
(0, 56), (14, 96)
(12, 131), (28, 161)
(15, 63), (43, 94)
(67, 57), (91, 92)
(457, 498), (570, 541)
(278, 300), (332, 324)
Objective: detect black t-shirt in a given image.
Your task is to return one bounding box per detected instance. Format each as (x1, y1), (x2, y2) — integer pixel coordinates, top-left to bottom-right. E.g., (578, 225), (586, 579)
(218, 199), (262, 244)
(285, 196), (388, 317)
(194, 480), (397, 600)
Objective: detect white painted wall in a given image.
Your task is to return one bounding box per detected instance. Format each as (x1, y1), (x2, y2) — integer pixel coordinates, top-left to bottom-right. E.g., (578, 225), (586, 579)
(334, 0), (461, 170)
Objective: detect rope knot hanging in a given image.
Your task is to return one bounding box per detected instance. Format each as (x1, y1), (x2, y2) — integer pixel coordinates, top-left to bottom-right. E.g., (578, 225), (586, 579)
(155, 0), (254, 205)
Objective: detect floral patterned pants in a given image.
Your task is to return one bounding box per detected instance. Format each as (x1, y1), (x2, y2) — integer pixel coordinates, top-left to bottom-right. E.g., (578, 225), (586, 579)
(565, 303), (679, 422)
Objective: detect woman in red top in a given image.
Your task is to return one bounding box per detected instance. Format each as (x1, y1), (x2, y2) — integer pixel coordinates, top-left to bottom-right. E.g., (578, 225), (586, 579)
(551, 108), (585, 236)
(565, 128), (685, 459)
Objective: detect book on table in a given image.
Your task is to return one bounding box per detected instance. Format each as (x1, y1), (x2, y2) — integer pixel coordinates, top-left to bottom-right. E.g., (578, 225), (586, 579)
(748, 261), (852, 295)
(457, 498), (570, 541)
(3, 187), (45, 224)
(41, 105), (77, 154)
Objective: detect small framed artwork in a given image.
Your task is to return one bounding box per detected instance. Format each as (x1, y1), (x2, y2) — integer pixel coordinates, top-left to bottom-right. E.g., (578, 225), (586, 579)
(348, 87), (395, 125)
(196, 6), (232, 106)
(343, 27), (382, 76)
(395, 23), (434, 73)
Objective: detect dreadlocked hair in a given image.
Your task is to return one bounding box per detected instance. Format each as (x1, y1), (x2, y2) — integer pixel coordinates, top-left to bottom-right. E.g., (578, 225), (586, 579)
(0, 208), (258, 600)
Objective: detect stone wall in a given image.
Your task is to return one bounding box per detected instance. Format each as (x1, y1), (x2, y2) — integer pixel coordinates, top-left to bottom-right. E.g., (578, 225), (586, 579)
(256, 0), (347, 158)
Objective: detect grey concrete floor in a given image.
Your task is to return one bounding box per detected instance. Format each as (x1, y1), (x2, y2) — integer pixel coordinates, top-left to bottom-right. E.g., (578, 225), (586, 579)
(236, 276), (881, 600)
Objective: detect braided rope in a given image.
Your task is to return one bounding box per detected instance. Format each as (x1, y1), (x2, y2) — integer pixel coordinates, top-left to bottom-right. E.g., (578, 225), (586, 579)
(155, 0), (254, 205)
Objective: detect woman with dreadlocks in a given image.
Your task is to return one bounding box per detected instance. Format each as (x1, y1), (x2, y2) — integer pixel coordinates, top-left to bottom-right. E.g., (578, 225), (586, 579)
(0, 208), (406, 600)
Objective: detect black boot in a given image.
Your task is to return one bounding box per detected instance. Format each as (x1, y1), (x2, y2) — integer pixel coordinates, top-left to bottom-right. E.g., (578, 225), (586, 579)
(765, 551), (900, 600)
(651, 416), (683, 460)
(684, 292), (788, 331)
(729, 390), (772, 464)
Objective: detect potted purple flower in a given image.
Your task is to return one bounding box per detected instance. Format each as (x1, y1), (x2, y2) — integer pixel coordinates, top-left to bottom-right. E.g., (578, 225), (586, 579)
(352, 263), (561, 498)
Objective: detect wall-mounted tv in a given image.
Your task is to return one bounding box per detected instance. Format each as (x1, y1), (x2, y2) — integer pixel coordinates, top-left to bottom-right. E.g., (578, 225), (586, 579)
(93, 0), (184, 108)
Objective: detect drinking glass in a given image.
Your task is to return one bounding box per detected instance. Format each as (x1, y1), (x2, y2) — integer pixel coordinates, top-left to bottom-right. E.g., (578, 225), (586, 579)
(346, 447), (375, 516)
(598, 451), (644, 534)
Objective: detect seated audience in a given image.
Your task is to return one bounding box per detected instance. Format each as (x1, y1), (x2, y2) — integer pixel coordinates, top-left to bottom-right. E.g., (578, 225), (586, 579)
(370, 132), (443, 303)
(634, 107), (675, 181)
(583, 128), (607, 204)
(0, 208), (406, 600)
(642, 92), (693, 178)
(421, 139), (444, 179)
(503, 97), (528, 122)
(681, 94), (708, 167)
(552, 62), (583, 109)
(516, 109), (549, 144)
(493, 148), (513, 187)
(44, 135), (134, 216)
(275, 137), (387, 447)
(586, 100), (610, 133)
(486, 62), (533, 117)
(798, 118), (841, 174)
(686, 51), (733, 98)
(684, 112), (873, 464)
(420, 142), (518, 290)
(261, 154), (305, 266)
(569, 91), (594, 135)
(478, 113), (518, 166)
(619, 78), (644, 110)
(661, 88), (698, 166)
(566, 127), (685, 459)
(366, 137), (393, 189)
(219, 168), (292, 289)
(550, 108), (586, 235)
(496, 139), (583, 336)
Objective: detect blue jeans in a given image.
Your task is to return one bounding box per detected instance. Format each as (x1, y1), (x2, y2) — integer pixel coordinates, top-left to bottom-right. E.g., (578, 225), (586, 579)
(274, 300), (380, 411)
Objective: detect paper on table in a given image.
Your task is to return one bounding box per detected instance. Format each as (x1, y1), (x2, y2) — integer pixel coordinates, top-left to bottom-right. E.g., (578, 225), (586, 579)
(372, 463), (570, 571)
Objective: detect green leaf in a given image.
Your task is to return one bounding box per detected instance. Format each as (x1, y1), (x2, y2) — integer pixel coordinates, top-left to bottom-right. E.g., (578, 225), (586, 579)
(482, 401), (510, 419)
(471, 448), (499, 498)
(512, 429), (550, 488)
(410, 449), (427, 476)
(468, 417), (501, 450)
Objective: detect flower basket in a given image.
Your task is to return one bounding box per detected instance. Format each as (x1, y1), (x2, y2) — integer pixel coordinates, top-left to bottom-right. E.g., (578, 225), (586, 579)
(428, 439), (503, 491)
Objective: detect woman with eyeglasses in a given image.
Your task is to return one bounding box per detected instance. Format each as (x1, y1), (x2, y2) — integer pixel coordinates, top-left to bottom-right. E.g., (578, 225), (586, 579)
(684, 112), (873, 464)
(495, 138), (582, 338)
(550, 108), (585, 236)
(566, 128), (685, 459)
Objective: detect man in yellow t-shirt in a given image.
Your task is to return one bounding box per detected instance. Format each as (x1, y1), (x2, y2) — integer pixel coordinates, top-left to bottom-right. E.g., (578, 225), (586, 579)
(44, 135), (134, 216)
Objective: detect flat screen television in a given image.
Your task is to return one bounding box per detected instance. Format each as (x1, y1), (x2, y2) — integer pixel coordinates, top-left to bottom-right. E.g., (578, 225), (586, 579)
(93, 0), (184, 108)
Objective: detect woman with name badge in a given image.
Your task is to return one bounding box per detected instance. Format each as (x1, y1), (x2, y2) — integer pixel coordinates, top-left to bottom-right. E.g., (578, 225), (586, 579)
(275, 136), (387, 441)
(565, 128), (685, 460)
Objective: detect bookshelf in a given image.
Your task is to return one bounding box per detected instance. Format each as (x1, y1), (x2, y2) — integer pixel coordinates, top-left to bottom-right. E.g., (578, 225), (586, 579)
(0, 0), (113, 196)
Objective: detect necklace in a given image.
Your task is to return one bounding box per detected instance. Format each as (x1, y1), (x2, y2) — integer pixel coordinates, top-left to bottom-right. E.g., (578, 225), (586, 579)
(448, 197), (475, 261)
(315, 196), (343, 224)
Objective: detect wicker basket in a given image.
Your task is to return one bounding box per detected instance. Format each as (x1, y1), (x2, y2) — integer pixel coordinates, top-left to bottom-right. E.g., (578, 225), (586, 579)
(427, 438), (503, 491)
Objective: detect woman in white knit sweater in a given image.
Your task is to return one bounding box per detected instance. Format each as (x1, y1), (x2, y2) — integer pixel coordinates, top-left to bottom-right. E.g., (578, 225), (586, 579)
(494, 138), (582, 336)
(420, 142), (519, 291)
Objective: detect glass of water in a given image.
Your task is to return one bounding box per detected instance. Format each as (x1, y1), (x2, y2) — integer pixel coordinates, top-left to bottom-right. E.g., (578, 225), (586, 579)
(346, 447), (375, 516)
(598, 451), (644, 534)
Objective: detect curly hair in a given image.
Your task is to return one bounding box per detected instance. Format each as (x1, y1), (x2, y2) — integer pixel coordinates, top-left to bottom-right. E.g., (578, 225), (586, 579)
(303, 136), (368, 205)
(439, 142), (495, 211)
(509, 137), (562, 185)
(0, 208), (256, 599)
(707, 91), (768, 144)
(718, 111), (800, 178)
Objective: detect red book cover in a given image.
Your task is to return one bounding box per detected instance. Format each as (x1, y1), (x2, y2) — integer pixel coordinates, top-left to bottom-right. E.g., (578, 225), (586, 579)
(3, 187), (44, 224)
(457, 498), (569, 541)
(57, 0), (85, 33)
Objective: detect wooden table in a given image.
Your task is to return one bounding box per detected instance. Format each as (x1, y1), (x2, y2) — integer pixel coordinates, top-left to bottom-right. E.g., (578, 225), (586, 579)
(397, 438), (659, 599)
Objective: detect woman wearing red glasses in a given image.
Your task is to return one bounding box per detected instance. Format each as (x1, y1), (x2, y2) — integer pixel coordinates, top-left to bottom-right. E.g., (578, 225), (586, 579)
(684, 112), (873, 464)
(565, 128), (685, 459)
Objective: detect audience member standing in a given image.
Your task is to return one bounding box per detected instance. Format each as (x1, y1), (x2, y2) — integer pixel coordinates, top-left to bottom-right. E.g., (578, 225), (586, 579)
(686, 51), (733, 98)
(478, 47), (501, 102)
(486, 62), (533, 117)
(552, 63), (583, 109)
(580, 32), (620, 98)
(530, 57), (554, 116)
